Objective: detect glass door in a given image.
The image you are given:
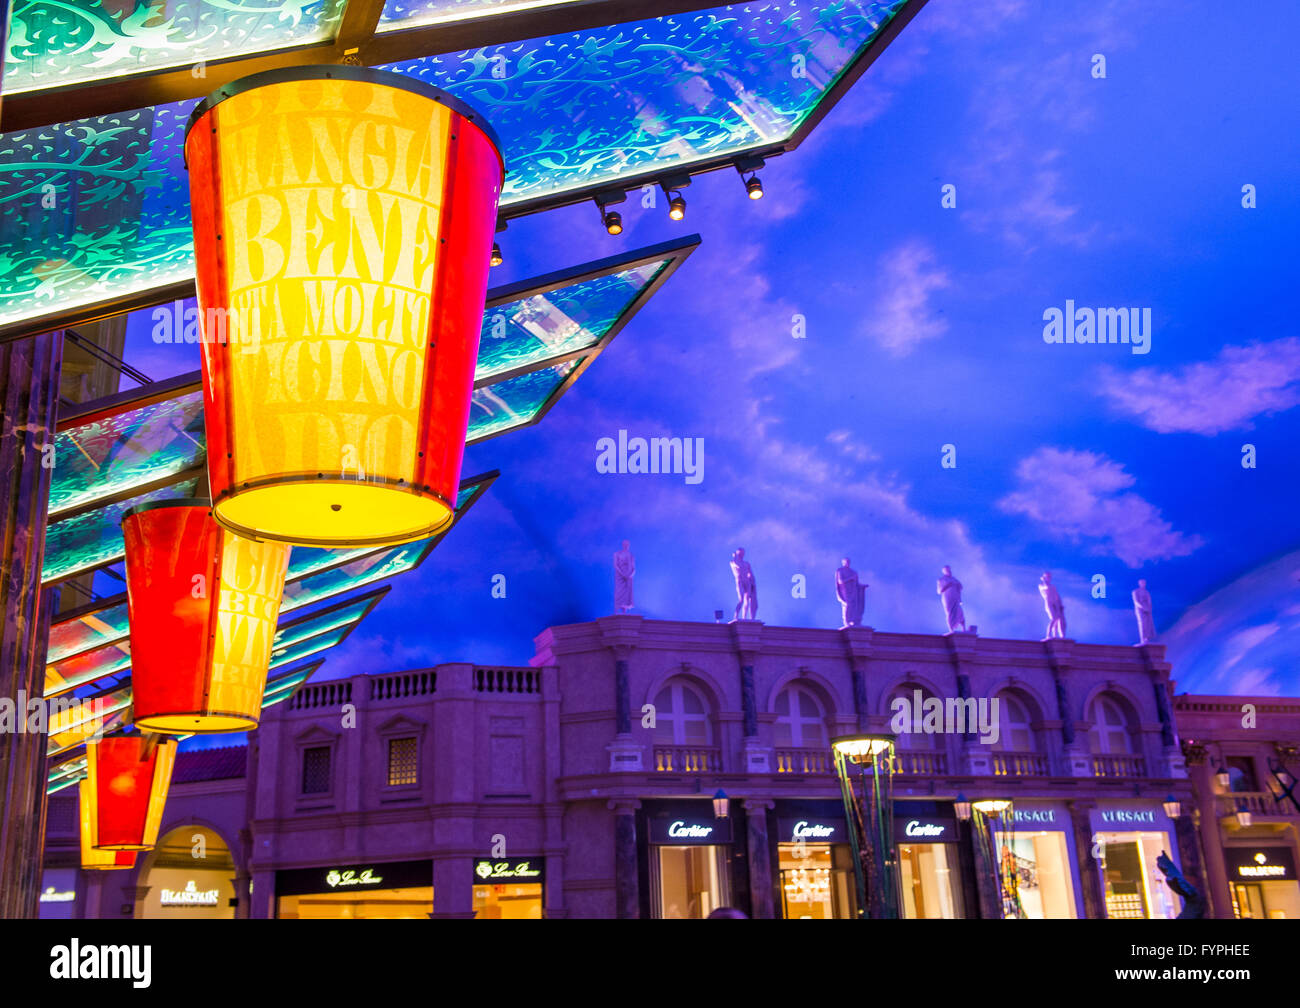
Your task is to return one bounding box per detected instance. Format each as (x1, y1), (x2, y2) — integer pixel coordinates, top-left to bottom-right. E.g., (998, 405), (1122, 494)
(654, 845), (730, 918)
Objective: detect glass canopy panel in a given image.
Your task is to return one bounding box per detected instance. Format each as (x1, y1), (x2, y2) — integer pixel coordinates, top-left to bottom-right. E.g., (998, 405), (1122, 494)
(378, 0), (584, 31)
(476, 261), (667, 381)
(49, 389), (205, 517)
(0, 98), (197, 330)
(467, 357), (580, 441)
(273, 594), (378, 652)
(1, 1), (905, 330)
(269, 624), (351, 668)
(381, 0), (909, 204)
(41, 477), (200, 583)
(44, 639), (131, 697)
(46, 600), (130, 664)
(280, 538), (435, 613)
(3, 0), (347, 95)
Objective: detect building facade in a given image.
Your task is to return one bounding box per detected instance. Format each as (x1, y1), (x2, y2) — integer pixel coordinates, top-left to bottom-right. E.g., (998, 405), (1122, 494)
(44, 617), (1213, 919)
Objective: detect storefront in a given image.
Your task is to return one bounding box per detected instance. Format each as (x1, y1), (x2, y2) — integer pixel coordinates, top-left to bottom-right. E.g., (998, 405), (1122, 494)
(1225, 844), (1300, 919)
(138, 825), (237, 920)
(38, 868), (78, 920)
(472, 857), (545, 919)
(772, 800), (857, 919)
(1089, 803), (1181, 919)
(992, 802), (1080, 919)
(893, 802), (967, 919)
(275, 859), (433, 919)
(642, 801), (737, 919)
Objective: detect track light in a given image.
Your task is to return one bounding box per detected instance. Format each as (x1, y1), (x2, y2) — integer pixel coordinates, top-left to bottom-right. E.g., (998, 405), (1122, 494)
(603, 210), (623, 235)
(745, 174), (764, 200)
(593, 189), (628, 236)
(668, 193), (686, 220)
(735, 155), (766, 201)
(490, 243), (503, 266)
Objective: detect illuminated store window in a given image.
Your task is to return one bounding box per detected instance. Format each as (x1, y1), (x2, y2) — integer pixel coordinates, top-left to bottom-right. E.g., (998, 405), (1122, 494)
(473, 883), (543, 919)
(773, 685), (828, 749)
(897, 843), (964, 919)
(654, 846), (729, 919)
(778, 843), (855, 919)
(387, 738), (419, 787)
(1096, 832), (1178, 919)
(652, 679), (711, 746)
(1088, 695), (1135, 754)
(992, 829), (1077, 919)
(301, 746), (331, 795)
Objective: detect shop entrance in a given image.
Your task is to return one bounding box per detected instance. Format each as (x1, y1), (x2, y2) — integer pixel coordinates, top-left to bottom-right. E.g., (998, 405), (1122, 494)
(897, 843), (964, 918)
(138, 825), (236, 919)
(654, 845), (730, 918)
(274, 860), (434, 919)
(993, 829), (1078, 919)
(777, 843), (856, 919)
(1096, 831), (1178, 919)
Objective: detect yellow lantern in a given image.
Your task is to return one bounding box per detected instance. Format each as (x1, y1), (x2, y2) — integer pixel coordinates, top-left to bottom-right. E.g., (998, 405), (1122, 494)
(184, 67), (505, 547)
(82, 736), (177, 851)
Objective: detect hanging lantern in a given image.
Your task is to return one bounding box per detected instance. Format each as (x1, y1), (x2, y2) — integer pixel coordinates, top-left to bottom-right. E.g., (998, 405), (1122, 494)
(184, 66), (505, 547)
(79, 781), (137, 870)
(83, 736), (177, 851)
(122, 499), (291, 733)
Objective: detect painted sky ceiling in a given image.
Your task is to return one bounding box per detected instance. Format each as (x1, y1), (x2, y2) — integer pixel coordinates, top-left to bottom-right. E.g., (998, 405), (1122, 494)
(0, 0), (911, 333)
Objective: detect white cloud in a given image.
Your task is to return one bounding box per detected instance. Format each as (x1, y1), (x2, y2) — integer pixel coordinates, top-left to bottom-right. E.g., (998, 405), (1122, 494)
(999, 446), (1203, 568)
(858, 239), (950, 356)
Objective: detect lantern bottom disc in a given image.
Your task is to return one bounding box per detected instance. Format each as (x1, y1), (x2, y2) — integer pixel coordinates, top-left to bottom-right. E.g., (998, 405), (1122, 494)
(213, 481), (454, 547)
(134, 712), (260, 734)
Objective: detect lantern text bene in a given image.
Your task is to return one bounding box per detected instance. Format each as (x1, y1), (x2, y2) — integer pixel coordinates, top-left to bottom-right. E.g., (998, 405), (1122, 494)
(186, 68), (504, 547)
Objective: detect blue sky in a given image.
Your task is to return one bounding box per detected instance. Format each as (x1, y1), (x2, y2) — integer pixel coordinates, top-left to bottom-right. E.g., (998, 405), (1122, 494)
(121, 0), (1300, 699)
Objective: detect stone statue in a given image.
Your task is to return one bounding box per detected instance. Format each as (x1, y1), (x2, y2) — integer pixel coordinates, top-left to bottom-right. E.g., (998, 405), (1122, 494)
(835, 558), (866, 628)
(1156, 850), (1206, 919)
(1132, 579), (1155, 644)
(937, 565), (965, 633)
(730, 548), (758, 621)
(1039, 571), (1066, 640)
(613, 540), (635, 613)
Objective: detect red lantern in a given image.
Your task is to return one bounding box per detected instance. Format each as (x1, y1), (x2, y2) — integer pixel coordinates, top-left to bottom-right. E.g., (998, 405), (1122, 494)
(184, 66), (505, 548)
(84, 736), (177, 850)
(122, 499), (290, 733)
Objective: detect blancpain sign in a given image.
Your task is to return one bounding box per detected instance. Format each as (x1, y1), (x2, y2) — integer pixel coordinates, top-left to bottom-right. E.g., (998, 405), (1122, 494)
(159, 880), (220, 907)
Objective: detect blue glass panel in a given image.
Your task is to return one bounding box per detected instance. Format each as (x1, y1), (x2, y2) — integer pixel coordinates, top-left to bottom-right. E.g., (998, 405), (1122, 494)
(269, 624), (350, 668)
(280, 537), (435, 612)
(50, 389), (205, 517)
(41, 477), (200, 583)
(274, 595), (376, 652)
(4, 0), (347, 95)
(378, 0), (581, 29)
(477, 261), (666, 381)
(467, 357), (580, 440)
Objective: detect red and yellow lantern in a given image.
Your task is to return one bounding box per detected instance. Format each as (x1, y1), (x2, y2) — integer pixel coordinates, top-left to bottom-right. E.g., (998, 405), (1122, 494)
(82, 736), (177, 851)
(79, 780), (136, 870)
(122, 500), (290, 733)
(184, 66), (505, 547)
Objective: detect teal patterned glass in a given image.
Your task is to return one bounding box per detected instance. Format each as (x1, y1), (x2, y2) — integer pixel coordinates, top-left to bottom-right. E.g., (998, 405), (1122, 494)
(382, 0), (909, 203)
(467, 357), (580, 441)
(50, 389), (205, 518)
(280, 537), (436, 612)
(41, 477), (200, 583)
(4, 0), (347, 94)
(0, 1), (908, 330)
(269, 624), (351, 668)
(262, 665), (317, 707)
(0, 98), (197, 330)
(378, 0), (582, 30)
(273, 594), (378, 652)
(46, 599), (131, 664)
(477, 261), (667, 381)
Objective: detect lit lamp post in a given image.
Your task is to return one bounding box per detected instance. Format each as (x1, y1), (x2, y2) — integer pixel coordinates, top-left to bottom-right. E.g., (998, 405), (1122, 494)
(959, 796), (1023, 919)
(831, 734), (897, 919)
(121, 499), (291, 733)
(184, 67), (505, 548)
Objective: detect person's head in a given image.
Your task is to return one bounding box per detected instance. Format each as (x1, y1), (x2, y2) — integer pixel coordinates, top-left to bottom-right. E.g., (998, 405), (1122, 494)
(734, 547), (745, 560)
(707, 906), (748, 919)
(841, 557), (850, 567)
(1138, 578), (1147, 588)
(1041, 571), (1052, 583)
(622, 539), (630, 550)
(942, 565), (952, 575)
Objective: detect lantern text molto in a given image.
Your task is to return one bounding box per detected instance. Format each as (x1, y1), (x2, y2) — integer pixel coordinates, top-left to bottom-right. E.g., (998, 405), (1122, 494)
(123, 500), (291, 734)
(185, 66), (505, 547)
(83, 736), (177, 851)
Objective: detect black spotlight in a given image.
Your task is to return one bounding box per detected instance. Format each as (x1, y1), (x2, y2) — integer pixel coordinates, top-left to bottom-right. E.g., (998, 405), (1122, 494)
(603, 209), (623, 235)
(745, 174), (764, 200)
(668, 193), (686, 220)
(490, 242), (503, 266)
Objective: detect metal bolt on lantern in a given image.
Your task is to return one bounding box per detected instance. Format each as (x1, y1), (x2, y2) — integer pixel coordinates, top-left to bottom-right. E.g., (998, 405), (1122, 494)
(184, 66), (506, 547)
(122, 499), (291, 733)
(81, 735), (178, 851)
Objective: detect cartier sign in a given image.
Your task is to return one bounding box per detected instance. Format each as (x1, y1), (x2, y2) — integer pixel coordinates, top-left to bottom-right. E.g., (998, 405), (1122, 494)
(650, 815), (732, 845)
(777, 818), (845, 844)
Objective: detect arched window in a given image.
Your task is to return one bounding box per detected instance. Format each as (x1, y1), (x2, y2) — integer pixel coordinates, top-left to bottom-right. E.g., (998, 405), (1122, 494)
(653, 679), (711, 746)
(994, 691), (1036, 752)
(1088, 694), (1134, 754)
(886, 683), (937, 750)
(773, 684), (827, 749)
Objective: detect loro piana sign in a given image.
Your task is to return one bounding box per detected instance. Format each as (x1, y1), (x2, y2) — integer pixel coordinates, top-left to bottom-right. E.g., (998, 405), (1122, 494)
(474, 858), (545, 883)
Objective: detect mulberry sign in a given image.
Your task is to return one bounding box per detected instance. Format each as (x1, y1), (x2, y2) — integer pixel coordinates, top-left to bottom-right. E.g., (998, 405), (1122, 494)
(1226, 847), (1295, 881)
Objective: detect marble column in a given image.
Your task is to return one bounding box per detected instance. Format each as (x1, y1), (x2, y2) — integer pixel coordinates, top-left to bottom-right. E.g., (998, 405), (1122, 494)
(1067, 799), (1104, 918)
(609, 799), (640, 919)
(744, 799), (775, 919)
(0, 329), (63, 919)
